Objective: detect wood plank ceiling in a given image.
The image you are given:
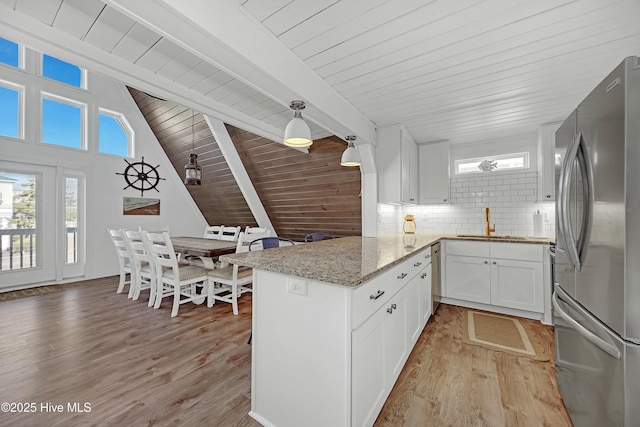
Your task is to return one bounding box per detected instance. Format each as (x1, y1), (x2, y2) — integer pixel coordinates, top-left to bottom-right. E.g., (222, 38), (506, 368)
(2, 0), (640, 146)
(130, 88), (362, 240)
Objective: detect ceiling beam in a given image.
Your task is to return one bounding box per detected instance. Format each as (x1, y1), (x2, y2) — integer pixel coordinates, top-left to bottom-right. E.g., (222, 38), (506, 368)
(105, 0), (377, 145)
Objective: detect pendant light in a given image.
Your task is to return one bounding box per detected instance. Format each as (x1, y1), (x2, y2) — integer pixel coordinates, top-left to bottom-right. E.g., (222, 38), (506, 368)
(283, 100), (313, 147)
(341, 135), (361, 167)
(184, 112), (202, 185)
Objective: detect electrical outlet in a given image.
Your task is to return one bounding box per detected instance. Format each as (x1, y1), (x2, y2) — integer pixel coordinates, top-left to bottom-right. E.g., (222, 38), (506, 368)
(287, 278), (308, 296)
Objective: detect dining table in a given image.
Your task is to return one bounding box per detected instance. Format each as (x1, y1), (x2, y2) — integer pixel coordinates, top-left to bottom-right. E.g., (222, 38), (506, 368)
(170, 236), (238, 268)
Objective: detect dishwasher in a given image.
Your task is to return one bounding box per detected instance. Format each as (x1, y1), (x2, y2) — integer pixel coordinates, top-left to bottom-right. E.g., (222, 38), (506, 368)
(431, 242), (441, 313)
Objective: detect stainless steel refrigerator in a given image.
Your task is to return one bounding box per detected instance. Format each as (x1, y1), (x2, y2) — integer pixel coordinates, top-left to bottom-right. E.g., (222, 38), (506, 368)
(552, 56), (640, 426)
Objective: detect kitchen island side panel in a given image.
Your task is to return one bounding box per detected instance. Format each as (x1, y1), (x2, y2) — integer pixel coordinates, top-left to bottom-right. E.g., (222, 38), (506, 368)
(250, 269), (352, 427)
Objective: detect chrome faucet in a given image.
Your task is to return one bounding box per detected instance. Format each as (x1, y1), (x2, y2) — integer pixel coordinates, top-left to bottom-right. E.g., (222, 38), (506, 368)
(485, 207), (496, 236)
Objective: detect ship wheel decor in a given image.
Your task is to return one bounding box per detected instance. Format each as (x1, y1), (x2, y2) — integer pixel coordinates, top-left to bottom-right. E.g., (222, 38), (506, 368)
(116, 157), (165, 196)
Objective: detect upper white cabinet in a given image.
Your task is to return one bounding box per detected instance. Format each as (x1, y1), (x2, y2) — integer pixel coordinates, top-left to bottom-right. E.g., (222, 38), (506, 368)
(419, 141), (450, 204)
(537, 122), (561, 201)
(377, 124), (418, 204)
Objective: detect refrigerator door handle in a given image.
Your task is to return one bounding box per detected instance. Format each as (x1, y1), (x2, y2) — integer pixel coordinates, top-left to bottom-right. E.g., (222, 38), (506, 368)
(552, 289), (621, 359)
(576, 134), (594, 269)
(558, 132), (582, 270)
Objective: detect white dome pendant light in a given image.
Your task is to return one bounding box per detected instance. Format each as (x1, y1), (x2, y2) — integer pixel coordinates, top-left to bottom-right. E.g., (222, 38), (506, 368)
(341, 135), (361, 167)
(284, 100), (313, 147)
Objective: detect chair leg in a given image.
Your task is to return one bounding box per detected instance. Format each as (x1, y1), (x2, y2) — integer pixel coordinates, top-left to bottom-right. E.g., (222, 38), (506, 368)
(148, 276), (156, 307)
(171, 284), (181, 317)
(232, 283), (238, 316)
(206, 279), (214, 308)
(247, 330), (252, 344)
(154, 279), (164, 309)
(116, 266), (127, 294)
(128, 273), (136, 299)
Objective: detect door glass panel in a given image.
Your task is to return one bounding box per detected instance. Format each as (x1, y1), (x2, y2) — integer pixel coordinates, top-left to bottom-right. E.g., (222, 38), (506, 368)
(0, 172), (37, 271)
(65, 177), (78, 264)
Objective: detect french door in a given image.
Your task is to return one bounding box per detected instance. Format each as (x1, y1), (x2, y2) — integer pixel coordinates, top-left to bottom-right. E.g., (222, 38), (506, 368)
(0, 161), (84, 289)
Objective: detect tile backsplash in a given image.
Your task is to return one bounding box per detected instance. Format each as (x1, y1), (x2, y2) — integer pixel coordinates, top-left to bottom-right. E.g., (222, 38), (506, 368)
(378, 171), (555, 237)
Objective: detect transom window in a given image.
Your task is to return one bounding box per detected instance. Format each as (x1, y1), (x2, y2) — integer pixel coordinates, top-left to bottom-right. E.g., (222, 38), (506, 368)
(0, 37), (20, 68)
(42, 54), (84, 88)
(455, 152), (530, 175)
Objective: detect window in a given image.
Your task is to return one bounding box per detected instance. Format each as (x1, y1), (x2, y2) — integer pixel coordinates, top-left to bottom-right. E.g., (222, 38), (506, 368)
(41, 95), (84, 149)
(99, 110), (132, 157)
(0, 82), (23, 139)
(455, 152), (530, 175)
(42, 54), (83, 88)
(0, 37), (20, 68)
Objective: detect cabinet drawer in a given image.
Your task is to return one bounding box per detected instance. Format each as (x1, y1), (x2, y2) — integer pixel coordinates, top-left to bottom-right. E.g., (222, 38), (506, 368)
(352, 262), (413, 328)
(445, 240), (490, 257)
(490, 242), (543, 262)
(406, 250), (429, 278)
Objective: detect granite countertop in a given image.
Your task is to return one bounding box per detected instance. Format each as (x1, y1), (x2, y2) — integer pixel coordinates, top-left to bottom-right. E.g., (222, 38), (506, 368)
(220, 233), (554, 288)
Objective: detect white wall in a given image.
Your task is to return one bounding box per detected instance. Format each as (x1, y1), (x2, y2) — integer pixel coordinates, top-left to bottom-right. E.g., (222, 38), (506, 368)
(1, 67), (207, 285)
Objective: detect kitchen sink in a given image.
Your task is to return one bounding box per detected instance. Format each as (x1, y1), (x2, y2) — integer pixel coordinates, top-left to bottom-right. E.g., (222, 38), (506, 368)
(456, 234), (529, 240)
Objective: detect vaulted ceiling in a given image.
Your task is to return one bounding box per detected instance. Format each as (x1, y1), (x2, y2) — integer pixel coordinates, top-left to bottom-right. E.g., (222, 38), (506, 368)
(2, 0), (639, 148)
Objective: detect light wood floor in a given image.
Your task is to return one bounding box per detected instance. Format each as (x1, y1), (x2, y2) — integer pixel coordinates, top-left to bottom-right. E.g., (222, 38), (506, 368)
(0, 277), (571, 426)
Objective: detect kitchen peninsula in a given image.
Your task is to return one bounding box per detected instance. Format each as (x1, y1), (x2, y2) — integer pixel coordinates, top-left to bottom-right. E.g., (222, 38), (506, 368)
(221, 233), (551, 427)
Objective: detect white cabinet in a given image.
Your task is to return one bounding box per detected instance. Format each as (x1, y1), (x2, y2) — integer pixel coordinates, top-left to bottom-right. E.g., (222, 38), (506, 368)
(419, 140), (450, 204)
(537, 122), (561, 201)
(445, 254), (491, 304)
(442, 240), (545, 317)
(377, 124), (418, 204)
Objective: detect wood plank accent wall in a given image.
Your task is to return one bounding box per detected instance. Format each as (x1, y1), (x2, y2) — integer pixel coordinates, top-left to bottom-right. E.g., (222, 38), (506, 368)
(129, 88), (362, 241)
(229, 125), (362, 241)
(128, 88), (257, 230)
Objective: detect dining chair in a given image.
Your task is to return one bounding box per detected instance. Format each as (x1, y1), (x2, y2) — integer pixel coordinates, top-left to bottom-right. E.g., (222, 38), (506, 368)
(248, 237), (295, 251)
(123, 229), (156, 306)
(206, 233), (254, 315)
(244, 226), (271, 237)
(142, 231), (211, 317)
(219, 226), (241, 241)
(304, 232), (336, 242)
(203, 225), (223, 239)
(108, 228), (133, 297)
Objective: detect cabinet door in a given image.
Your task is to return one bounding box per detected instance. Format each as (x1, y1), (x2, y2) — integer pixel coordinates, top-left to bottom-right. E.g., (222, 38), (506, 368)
(419, 264), (432, 327)
(538, 122), (561, 201)
(490, 259), (544, 312)
(384, 287), (409, 385)
(419, 141), (450, 204)
(406, 273), (423, 346)
(445, 255), (491, 304)
(401, 132), (418, 204)
(352, 307), (387, 427)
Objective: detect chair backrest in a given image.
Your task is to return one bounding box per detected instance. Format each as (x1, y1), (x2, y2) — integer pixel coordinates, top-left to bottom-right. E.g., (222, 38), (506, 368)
(124, 229), (154, 275)
(142, 231), (180, 274)
(304, 232), (336, 242)
(219, 226), (241, 241)
(248, 237), (295, 251)
(139, 225), (170, 234)
(108, 228), (131, 264)
(203, 225), (223, 239)
(245, 226), (271, 237)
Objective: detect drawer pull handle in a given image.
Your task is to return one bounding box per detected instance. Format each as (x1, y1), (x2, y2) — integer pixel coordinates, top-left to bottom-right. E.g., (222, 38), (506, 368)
(370, 290), (385, 300)
(425, 255), (431, 258)
(420, 273), (427, 279)
(493, 261), (497, 265)
(397, 273), (408, 279)
(387, 307), (394, 314)
(391, 304), (397, 310)
(484, 261), (489, 264)
(414, 262), (422, 267)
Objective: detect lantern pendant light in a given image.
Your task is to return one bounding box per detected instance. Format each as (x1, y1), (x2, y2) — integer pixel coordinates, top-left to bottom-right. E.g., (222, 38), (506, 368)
(284, 100), (313, 147)
(341, 135), (361, 167)
(184, 112), (202, 185)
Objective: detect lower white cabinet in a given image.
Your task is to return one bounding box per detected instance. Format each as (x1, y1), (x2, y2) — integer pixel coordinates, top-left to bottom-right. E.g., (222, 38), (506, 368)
(443, 240), (546, 317)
